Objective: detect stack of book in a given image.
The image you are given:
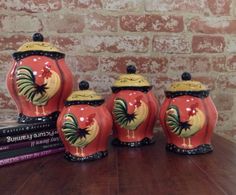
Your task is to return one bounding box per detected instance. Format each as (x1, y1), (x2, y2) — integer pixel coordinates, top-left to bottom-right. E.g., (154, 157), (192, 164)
(0, 121), (64, 166)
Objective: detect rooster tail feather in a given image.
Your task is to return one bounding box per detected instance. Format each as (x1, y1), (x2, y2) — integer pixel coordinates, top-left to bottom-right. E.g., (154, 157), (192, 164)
(62, 113), (98, 148)
(113, 98), (148, 131)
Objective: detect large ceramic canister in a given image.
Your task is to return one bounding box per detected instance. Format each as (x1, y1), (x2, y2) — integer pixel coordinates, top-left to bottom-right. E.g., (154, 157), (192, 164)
(57, 81), (112, 162)
(6, 33), (73, 123)
(107, 65), (160, 147)
(159, 72), (218, 154)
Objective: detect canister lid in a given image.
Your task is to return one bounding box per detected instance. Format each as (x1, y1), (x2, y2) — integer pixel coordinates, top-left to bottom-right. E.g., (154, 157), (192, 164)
(65, 81), (104, 106)
(165, 72), (209, 98)
(13, 33), (64, 61)
(111, 65), (152, 93)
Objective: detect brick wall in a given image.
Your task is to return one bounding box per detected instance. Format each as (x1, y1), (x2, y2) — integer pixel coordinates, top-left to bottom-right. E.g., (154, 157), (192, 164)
(1, 0), (236, 140)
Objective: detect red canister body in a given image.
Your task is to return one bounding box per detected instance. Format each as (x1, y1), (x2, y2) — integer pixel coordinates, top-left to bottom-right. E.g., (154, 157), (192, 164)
(159, 72), (218, 154)
(107, 90), (159, 146)
(57, 81), (112, 162)
(6, 33), (73, 123)
(107, 65), (159, 147)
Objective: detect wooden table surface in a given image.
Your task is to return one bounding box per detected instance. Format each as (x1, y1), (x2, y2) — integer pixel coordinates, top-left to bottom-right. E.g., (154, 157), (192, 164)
(0, 132), (236, 195)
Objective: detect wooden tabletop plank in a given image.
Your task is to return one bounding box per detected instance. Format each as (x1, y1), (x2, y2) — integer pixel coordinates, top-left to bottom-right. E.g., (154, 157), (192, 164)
(187, 134), (236, 195)
(117, 132), (226, 195)
(0, 132), (236, 195)
(12, 146), (119, 195)
(0, 157), (50, 194)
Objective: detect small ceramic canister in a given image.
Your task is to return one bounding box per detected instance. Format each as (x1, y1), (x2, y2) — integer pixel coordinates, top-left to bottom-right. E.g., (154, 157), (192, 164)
(57, 81), (112, 162)
(159, 72), (218, 155)
(7, 33), (73, 123)
(107, 65), (159, 147)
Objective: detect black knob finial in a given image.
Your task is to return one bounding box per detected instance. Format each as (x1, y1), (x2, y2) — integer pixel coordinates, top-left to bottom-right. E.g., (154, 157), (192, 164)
(127, 65), (136, 74)
(181, 72), (191, 81)
(33, 33), (44, 42)
(79, 80), (89, 90)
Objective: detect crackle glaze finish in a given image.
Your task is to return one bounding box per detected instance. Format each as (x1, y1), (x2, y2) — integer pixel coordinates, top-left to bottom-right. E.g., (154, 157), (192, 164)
(57, 81), (112, 162)
(107, 65), (159, 147)
(160, 72), (218, 154)
(6, 33), (73, 123)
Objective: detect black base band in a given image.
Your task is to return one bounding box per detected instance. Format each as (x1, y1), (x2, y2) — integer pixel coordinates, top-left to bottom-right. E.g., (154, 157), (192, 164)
(17, 111), (60, 124)
(112, 137), (155, 148)
(166, 143), (213, 155)
(64, 151), (108, 162)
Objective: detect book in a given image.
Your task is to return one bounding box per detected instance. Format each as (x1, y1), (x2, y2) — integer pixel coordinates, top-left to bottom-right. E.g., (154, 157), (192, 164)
(0, 121), (56, 136)
(0, 142), (64, 160)
(0, 129), (58, 145)
(0, 136), (62, 152)
(0, 147), (64, 167)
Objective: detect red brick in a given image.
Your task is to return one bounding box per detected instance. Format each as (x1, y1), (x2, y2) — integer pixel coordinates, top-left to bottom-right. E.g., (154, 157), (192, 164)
(63, 0), (102, 9)
(0, 55), (21, 111)
(0, 110), (17, 122)
(160, 74), (215, 91)
(103, 0), (142, 11)
(212, 56), (227, 72)
(222, 129), (236, 139)
(152, 35), (190, 53)
(0, 15), (42, 32)
(213, 93), (234, 111)
(188, 17), (236, 34)
(0, 91), (16, 110)
(169, 56), (211, 72)
(77, 74), (116, 94)
(0, 0), (62, 12)
(67, 55), (99, 72)
(86, 13), (117, 32)
(226, 37), (236, 53)
(0, 1), (7, 9)
(194, 76), (215, 90)
(226, 55), (236, 71)
(145, 0), (206, 12)
(45, 14), (85, 33)
(100, 56), (168, 74)
(216, 111), (232, 130)
(217, 74), (236, 89)
(0, 35), (30, 50)
(207, 0), (231, 15)
(148, 57), (168, 74)
(50, 35), (82, 52)
(150, 75), (178, 102)
(0, 53), (13, 71)
(192, 35), (225, 53)
(120, 15), (184, 32)
(152, 75), (178, 91)
(83, 35), (149, 53)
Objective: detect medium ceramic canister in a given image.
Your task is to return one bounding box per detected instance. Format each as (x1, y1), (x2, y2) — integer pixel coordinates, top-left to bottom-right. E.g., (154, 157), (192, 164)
(159, 72), (218, 154)
(57, 81), (113, 162)
(6, 33), (73, 123)
(107, 65), (160, 147)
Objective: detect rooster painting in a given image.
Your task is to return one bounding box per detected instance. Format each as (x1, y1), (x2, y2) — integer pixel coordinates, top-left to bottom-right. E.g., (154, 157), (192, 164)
(62, 113), (99, 157)
(166, 104), (206, 148)
(113, 96), (148, 138)
(16, 65), (61, 115)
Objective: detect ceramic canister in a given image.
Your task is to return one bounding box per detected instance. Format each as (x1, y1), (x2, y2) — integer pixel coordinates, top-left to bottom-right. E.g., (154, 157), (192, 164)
(57, 81), (112, 162)
(159, 72), (218, 154)
(107, 65), (160, 147)
(6, 33), (73, 123)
